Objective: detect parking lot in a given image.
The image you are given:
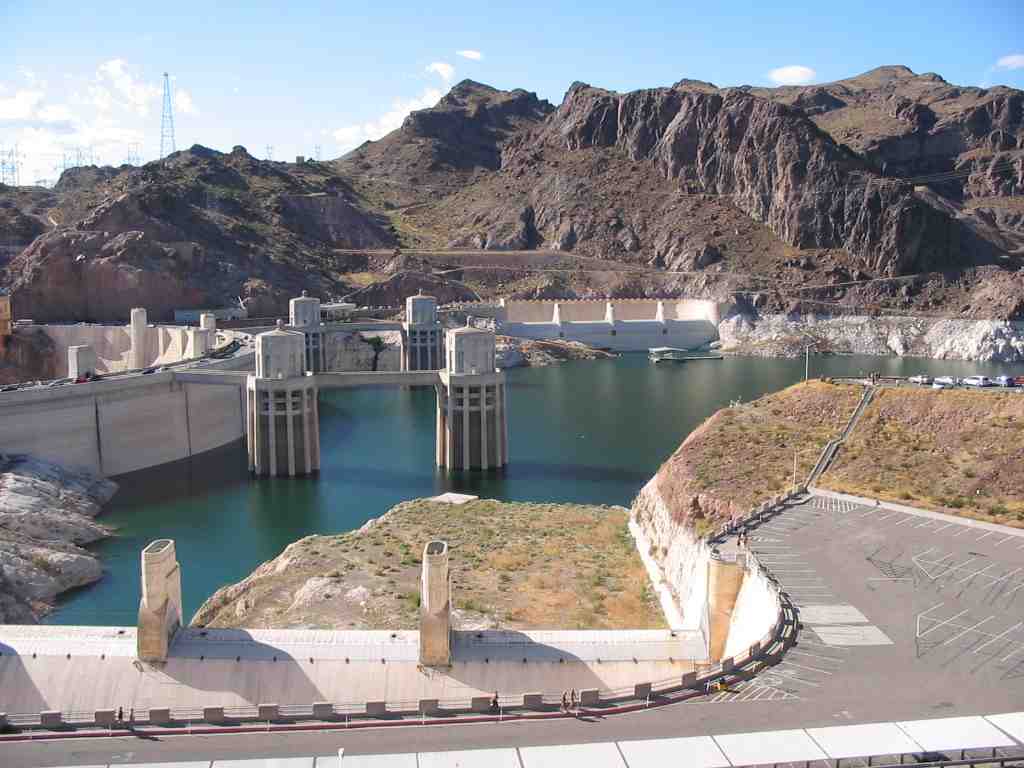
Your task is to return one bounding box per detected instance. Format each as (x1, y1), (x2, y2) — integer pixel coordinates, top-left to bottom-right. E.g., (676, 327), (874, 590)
(734, 492), (1024, 716)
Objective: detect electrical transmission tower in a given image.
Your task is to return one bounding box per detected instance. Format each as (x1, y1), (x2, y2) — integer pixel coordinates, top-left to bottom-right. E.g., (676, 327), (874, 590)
(126, 142), (142, 166)
(265, 145), (274, 161)
(160, 72), (176, 160)
(0, 144), (20, 186)
(314, 144), (322, 162)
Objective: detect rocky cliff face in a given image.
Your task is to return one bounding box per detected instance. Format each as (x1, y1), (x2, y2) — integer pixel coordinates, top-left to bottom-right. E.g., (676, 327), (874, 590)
(0, 455), (117, 623)
(720, 311), (1024, 362)
(500, 83), (998, 277)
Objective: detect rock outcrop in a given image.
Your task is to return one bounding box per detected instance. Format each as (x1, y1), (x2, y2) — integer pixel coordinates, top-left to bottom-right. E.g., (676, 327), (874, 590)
(719, 311), (1024, 362)
(0, 455), (117, 623)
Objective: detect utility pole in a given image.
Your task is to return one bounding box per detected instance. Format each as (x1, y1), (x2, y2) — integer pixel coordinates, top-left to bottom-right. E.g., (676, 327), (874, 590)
(805, 344), (810, 382)
(160, 72), (176, 160)
(793, 448), (798, 487)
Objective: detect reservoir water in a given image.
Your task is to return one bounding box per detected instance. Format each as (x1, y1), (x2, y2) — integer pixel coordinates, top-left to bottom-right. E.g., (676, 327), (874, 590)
(47, 353), (1024, 626)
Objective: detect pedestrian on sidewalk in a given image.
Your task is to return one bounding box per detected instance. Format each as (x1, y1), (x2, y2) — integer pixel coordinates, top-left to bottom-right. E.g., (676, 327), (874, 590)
(491, 691), (499, 711)
(570, 688), (578, 712)
(117, 706), (123, 724)
(560, 691), (569, 713)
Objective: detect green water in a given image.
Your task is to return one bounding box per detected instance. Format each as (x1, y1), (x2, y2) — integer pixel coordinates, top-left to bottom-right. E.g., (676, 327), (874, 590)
(47, 353), (1024, 626)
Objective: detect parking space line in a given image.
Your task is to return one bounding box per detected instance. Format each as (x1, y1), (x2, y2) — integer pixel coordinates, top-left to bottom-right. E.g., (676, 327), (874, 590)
(957, 562), (1000, 584)
(914, 519), (935, 529)
(919, 608), (970, 638)
(993, 535), (1016, 547)
(932, 523), (954, 533)
(973, 621), (1024, 654)
(890, 516), (914, 527)
(877, 512), (899, 521)
(976, 531), (996, 542)
(941, 616), (995, 646)
(777, 660), (834, 675)
(990, 567), (1022, 585)
(788, 649), (843, 663)
(1000, 642), (1024, 662)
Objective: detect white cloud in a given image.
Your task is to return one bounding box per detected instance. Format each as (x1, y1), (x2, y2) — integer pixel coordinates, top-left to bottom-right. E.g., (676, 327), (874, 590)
(768, 65), (817, 86)
(0, 89), (44, 120)
(37, 104), (74, 123)
(332, 87), (443, 152)
(426, 61), (455, 82)
(456, 50), (483, 61)
(175, 88), (198, 115)
(96, 59), (160, 116)
(996, 54), (1024, 71)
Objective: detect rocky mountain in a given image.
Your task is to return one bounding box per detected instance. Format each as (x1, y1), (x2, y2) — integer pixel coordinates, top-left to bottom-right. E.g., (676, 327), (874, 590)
(0, 68), (1021, 322)
(2, 146), (399, 321)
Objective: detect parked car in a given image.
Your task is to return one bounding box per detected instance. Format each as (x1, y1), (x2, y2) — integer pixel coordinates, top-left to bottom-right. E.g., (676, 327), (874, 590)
(934, 376), (957, 387)
(909, 375), (933, 385)
(963, 375), (991, 387)
(995, 375), (1016, 388)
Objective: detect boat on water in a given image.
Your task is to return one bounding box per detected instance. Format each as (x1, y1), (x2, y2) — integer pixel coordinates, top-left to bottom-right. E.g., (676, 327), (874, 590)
(648, 347), (724, 363)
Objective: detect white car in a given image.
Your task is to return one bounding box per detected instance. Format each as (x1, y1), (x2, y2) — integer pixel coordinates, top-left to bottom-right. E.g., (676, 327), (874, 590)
(934, 376), (957, 387)
(962, 375), (991, 387)
(909, 375), (932, 385)
(995, 375), (1016, 388)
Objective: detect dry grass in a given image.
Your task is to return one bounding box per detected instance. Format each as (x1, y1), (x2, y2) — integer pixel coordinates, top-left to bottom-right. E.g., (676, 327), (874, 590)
(192, 499), (664, 631)
(820, 387), (1024, 527)
(656, 381), (863, 521)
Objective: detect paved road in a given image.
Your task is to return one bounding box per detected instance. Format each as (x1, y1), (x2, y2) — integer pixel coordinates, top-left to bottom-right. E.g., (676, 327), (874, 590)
(12, 495), (1024, 767)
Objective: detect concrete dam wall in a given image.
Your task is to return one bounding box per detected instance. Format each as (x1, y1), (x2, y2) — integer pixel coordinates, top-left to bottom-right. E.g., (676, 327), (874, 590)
(498, 299), (726, 352)
(0, 367), (248, 476)
(34, 321), (215, 378)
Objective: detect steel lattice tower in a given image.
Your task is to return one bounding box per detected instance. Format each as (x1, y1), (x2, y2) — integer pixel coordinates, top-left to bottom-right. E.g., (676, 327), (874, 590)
(160, 73), (176, 160)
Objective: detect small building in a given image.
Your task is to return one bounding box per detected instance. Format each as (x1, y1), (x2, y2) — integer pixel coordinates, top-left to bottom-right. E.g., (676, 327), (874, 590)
(0, 293), (11, 337)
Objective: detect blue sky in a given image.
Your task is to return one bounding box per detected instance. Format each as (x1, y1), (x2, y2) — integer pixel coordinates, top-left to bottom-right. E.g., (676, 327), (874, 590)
(3, 0), (1023, 185)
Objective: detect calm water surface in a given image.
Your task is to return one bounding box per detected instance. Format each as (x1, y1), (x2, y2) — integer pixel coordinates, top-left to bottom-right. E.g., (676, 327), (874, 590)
(48, 353), (1024, 625)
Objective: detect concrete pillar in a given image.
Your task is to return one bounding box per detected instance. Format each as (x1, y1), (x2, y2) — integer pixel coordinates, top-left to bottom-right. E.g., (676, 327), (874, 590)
(129, 307), (148, 370)
(419, 540), (451, 666)
(436, 323), (507, 471)
(605, 301), (616, 324)
(247, 321), (319, 477)
(137, 539), (183, 663)
(656, 301), (666, 323)
(707, 554), (745, 662)
(187, 328), (210, 358)
(67, 345), (97, 380)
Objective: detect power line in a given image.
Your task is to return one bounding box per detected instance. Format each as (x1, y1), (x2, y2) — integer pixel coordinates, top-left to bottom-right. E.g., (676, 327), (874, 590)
(160, 72), (176, 160)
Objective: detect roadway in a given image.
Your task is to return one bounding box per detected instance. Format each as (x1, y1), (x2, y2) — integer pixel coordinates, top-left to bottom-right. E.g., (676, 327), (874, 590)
(12, 494), (1024, 767)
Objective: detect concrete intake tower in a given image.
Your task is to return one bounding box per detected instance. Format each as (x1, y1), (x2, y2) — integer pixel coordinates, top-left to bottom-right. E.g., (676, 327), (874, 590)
(435, 322), (508, 471)
(246, 320), (320, 477)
